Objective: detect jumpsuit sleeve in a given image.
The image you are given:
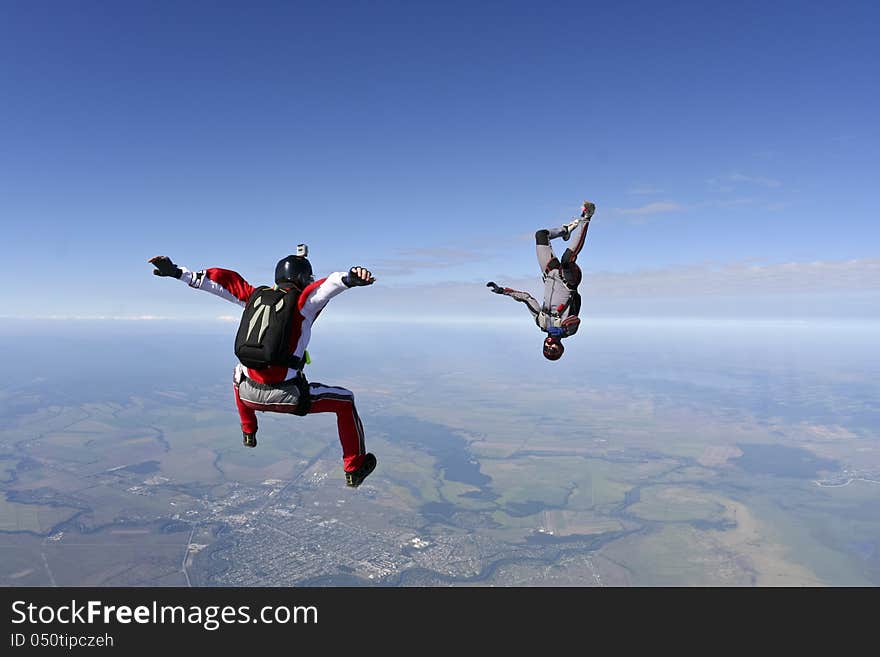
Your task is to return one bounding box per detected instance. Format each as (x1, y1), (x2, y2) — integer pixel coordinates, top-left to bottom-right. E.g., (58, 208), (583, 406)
(177, 267), (256, 307)
(298, 271), (350, 321)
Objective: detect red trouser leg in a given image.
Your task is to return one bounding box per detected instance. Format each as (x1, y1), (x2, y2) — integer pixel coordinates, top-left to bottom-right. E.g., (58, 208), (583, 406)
(234, 376), (366, 472)
(233, 384), (259, 434)
(308, 384), (366, 472)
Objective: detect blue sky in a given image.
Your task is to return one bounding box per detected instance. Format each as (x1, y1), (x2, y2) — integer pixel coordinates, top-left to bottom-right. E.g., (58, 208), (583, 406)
(1, 0), (877, 320)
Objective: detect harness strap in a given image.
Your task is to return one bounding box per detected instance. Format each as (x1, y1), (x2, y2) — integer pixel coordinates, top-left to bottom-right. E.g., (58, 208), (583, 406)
(291, 374), (311, 416)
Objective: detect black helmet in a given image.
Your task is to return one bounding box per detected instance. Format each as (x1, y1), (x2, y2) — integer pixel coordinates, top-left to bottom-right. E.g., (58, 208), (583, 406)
(275, 254), (314, 292)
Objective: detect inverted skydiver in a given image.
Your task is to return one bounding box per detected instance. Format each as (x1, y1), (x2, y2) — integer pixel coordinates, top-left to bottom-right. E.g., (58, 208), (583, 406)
(487, 201), (595, 361)
(148, 246), (378, 488)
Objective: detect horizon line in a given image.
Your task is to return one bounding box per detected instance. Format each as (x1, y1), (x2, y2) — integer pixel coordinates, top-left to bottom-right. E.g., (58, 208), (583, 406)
(1, 314), (879, 329)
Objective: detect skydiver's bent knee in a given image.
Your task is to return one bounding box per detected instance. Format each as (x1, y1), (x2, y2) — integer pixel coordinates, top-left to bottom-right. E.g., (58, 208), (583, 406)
(535, 229), (550, 246)
(309, 383), (355, 403)
(307, 382), (367, 472)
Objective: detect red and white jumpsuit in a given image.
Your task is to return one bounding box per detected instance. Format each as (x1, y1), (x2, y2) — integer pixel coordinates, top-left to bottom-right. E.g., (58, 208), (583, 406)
(176, 266), (368, 473)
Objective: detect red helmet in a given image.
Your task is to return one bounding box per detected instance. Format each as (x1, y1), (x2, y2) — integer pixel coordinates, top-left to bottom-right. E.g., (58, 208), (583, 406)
(543, 336), (564, 361)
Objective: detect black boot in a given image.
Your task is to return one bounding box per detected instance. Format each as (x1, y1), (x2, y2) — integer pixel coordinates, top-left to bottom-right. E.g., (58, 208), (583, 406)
(242, 431), (257, 448)
(344, 453), (377, 488)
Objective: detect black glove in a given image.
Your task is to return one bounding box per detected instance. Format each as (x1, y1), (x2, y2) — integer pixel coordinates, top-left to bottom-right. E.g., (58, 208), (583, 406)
(487, 282), (505, 294)
(343, 266), (375, 287)
(148, 255), (182, 279)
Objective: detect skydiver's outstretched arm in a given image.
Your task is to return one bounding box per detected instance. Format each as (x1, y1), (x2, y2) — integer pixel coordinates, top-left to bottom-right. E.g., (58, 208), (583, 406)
(148, 255), (255, 307)
(487, 282), (541, 319)
(298, 266), (375, 322)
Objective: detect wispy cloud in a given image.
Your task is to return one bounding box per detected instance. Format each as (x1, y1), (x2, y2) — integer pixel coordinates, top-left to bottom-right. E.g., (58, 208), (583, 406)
(611, 201), (684, 216)
(371, 246), (486, 276)
(6, 260), (880, 323)
(695, 198), (755, 209)
(708, 173), (782, 189)
(581, 258), (880, 297)
(327, 257), (880, 320)
(0, 314), (176, 321)
(753, 150), (781, 159)
(627, 185), (664, 195)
